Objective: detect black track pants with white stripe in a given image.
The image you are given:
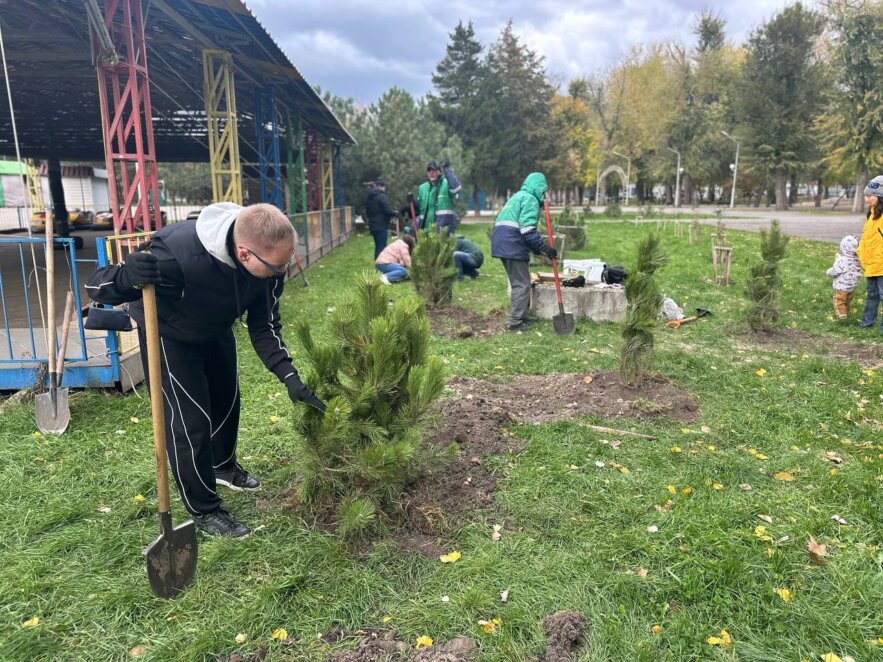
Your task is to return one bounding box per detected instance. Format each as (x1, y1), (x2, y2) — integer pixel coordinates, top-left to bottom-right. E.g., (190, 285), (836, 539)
(137, 327), (240, 515)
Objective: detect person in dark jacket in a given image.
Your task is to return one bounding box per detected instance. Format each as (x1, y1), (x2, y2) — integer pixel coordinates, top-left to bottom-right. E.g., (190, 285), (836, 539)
(85, 202), (325, 538)
(365, 179), (397, 259)
(453, 235), (484, 280)
(490, 172), (557, 331)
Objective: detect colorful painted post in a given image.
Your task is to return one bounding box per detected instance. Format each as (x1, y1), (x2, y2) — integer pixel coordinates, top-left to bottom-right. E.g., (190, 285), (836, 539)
(202, 50), (242, 204)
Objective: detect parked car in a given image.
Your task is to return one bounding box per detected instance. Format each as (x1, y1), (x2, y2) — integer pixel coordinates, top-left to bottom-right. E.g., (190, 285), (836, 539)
(29, 208), (93, 232)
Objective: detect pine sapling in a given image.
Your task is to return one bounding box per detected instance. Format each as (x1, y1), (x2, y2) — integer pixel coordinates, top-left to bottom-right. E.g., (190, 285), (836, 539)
(410, 231), (457, 309)
(291, 271), (454, 540)
(620, 233), (668, 385)
(746, 219), (789, 332)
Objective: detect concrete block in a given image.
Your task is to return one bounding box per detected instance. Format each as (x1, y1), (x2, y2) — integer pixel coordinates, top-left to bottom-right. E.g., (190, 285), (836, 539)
(531, 283), (627, 322)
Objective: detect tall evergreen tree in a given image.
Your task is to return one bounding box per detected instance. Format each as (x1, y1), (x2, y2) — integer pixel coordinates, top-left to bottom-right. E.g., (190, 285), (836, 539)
(739, 3), (825, 210)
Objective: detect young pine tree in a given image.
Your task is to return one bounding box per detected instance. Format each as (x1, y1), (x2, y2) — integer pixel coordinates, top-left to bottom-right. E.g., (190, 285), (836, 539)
(411, 230), (457, 309)
(291, 271), (454, 539)
(620, 233), (668, 385)
(746, 219), (789, 332)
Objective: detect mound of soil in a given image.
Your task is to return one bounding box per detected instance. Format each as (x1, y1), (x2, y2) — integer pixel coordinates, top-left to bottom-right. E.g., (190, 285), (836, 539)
(444, 371), (699, 423)
(747, 327), (883, 368)
(398, 371), (697, 549)
(325, 632), (477, 662)
(428, 306), (505, 339)
(540, 611), (589, 662)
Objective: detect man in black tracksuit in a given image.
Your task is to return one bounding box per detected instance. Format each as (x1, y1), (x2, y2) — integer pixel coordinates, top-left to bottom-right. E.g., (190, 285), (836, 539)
(86, 202), (324, 537)
(364, 179), (397, 259)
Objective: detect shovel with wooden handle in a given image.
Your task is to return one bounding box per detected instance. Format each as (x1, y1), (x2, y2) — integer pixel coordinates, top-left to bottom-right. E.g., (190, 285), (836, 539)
(665, 307), (713, 330)
(36, 291), (75, 434)
(141, 284), (198, 599)
(35, 211), (72, 434)
(542, 198), (575, 336)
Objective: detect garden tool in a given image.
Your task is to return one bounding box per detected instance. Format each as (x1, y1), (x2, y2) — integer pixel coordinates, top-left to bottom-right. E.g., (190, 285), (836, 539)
(543, 198), (575, 335)
(35, 211), (67, 434)
(665, 307), (712, 330)
(408, 192), (418, 232)
(142, 284), (198, 599)
(36, 290), (74, 435)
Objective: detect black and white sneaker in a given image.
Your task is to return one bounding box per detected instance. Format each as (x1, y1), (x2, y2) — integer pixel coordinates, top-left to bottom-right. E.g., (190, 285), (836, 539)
(193, 509), (251, 538)
(215, 463), (261, 492)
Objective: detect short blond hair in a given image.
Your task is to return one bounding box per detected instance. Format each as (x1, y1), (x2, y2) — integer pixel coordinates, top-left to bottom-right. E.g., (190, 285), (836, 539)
(236, 203), (297, 250)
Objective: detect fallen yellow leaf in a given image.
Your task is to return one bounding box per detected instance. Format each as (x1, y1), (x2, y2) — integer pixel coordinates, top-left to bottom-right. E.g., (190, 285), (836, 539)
(755, 453), (769, 460)
(681, 487), (693, 495)
(830, 468), (839, 476)
(773, 471), (796, 482)
(707, 629), (733, 648)
(134, 494), (145, 504)
(130, 417), (140, 424)
(707, 445), (716, 451)
(21, 616), (39, 629)
(821, 654), (843, 662)
(754, 525), (773, 542)
(680, 428), (692, 434)
(235, 634), (247, 644)
(439, 551), (462, 563)
(666, 484), (677, 494)
(269, 415), (281, 423)
(479, 618), (502, 634)
(774, 587), (792, 602)
(712, 482), (723, 490)
(756, 368), (767, 377)
(807, 536), (828, 565)
(382, 615), (392, 623)
(651, 625), (663, 634)
(415, 635), (433, 649)
(271, 628), (288, 641)
(671, 446), (682, 454)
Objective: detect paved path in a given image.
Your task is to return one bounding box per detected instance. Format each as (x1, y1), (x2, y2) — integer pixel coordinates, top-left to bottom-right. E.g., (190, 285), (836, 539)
(700, 208), (865, 244)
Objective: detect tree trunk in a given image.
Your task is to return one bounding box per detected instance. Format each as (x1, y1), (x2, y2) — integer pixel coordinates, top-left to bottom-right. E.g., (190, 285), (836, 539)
(814, 180), (822, 208)
(683, 174), (694, 207)
(853, 169), (868, 213)
(472, 188), (480, 216)
(789, 173), (798, 205)
(774, 169), (788, 211)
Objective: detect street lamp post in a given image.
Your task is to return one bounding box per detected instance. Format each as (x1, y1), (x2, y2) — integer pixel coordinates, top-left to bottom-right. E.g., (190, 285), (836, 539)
(612, 150), (630, 207)
(722, 131), (740, 210)
(595, 160), (601, 208)
(666, 147), (681, 208)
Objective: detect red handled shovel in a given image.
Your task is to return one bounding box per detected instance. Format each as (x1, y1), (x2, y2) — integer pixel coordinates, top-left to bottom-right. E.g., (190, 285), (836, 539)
(542, 199), (575, 335)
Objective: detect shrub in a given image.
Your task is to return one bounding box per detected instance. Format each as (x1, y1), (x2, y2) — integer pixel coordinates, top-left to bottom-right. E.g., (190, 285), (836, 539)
(604, 202), (623, 218)
(291, 271), (454, 539)
(411, 231), (457, 309)
(620, 233), (667, 385)
(746, 220), (789, 332)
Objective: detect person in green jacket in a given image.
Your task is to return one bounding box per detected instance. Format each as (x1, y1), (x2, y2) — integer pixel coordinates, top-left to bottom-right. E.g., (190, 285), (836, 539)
(453, 235), (484, 280)
(490, 172), (557, 331)
(416, 161), (461, 235)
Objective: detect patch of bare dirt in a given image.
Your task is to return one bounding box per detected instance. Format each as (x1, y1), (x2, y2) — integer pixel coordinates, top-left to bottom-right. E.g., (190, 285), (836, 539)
(398, 371), (696, 549)
(444, 371), (699, 424)
(324, 631), (477, 662)
(540, 611), (589, 662)
(428, 305), (505, 339)
(745, 327), (883, 368)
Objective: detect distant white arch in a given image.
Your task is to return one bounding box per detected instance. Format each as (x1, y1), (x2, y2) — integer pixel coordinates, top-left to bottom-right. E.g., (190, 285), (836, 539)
(599, 165), (627, 189)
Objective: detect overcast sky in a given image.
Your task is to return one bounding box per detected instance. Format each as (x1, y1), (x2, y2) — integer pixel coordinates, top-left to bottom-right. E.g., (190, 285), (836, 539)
(247, 0), (797, 105)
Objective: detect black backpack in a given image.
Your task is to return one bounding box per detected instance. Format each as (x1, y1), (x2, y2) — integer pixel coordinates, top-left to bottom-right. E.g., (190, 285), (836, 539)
(602, 265), (628, 284)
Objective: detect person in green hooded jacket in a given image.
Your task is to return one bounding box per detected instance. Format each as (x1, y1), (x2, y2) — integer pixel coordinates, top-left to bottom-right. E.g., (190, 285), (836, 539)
(490, 172), (557, 331)
(415, 161), (461, 235)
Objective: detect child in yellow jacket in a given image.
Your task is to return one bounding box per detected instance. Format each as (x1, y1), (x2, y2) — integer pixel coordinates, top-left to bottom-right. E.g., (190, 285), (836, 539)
(857, 175), (883, 330)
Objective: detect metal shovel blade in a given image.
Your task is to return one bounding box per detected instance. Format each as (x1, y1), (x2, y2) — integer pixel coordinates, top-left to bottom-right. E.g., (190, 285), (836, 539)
(553, 310), (576, 336)
(143, 512), (198, 599)
(35, 386), (70, 435)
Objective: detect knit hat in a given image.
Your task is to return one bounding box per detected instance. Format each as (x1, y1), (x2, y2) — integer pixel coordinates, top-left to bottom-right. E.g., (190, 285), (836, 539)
(863, 175), (883, 197)
(374, 179), (385, 188)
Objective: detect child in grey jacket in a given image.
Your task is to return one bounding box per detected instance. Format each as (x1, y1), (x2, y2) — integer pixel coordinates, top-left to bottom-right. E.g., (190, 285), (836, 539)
(826, 235), (862, 320)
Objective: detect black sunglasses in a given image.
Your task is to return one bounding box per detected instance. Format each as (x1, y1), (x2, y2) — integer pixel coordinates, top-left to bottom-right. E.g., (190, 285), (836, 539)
(869, 182), (881, 190)
(246, 249), (289, 275)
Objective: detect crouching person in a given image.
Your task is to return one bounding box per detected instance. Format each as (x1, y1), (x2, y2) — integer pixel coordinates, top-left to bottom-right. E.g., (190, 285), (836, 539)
(490, 172), (557, 332)
(85, 203), (325, 537)
(453, 235), (483, 280)
(375, 234), (416, 284)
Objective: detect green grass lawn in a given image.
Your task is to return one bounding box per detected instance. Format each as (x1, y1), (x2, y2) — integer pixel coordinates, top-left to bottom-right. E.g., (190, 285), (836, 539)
(1, 221), (881, 661)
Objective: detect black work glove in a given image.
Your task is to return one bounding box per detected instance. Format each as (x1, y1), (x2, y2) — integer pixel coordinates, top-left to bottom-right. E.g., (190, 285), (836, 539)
(119, 251), (161, 290)
(543, 246), (558, 260)
(286, 375), (327, 412)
